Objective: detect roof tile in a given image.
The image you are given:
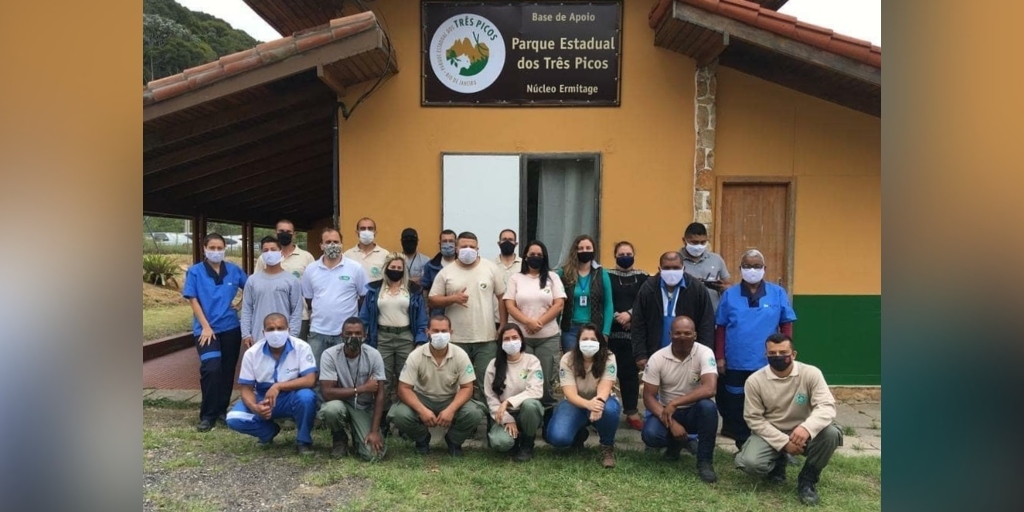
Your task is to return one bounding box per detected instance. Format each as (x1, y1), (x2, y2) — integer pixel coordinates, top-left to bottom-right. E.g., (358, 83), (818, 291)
(148, 73), (186, 90)
(186, 67), (226, 90)
(182, 60), (222, 79)
(294, 30), (334, 52)
(219, 48), (259, 66)
(719, 0), (759, 24)
(150, 80), (192, 102)
(792, 21), (833, 49)
(222, 55), (263, 77)
(257, 37), (298, 65)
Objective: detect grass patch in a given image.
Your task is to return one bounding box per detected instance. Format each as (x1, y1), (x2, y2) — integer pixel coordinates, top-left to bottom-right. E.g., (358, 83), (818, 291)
(143, 397), (196, 410)
(843, 425), (858, 437)
(161, 454), (203, 470)
(144, 492), (219, 512)
(143, 305), (193, 341)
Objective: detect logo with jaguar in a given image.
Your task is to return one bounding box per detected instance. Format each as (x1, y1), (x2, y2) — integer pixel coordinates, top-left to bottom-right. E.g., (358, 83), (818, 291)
(429, 14), (506, 94)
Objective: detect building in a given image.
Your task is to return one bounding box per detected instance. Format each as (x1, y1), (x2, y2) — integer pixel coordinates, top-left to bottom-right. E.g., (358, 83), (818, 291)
(142, 0), (880, 384)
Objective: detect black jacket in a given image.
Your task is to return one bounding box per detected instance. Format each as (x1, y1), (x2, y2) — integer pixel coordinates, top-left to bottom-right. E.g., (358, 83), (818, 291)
(630, 273), (715, 362)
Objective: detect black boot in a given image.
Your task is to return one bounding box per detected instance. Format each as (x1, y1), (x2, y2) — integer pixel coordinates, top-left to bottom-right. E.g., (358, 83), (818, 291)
(768, 453), (787, 484)
(696, 460), (718, 483)
(663, 438), (683, 461)
(445, 432), (464, 458)
(415, 432), (431, 455)
(331, 430), (349, 459)
(515, 436), (535, 462)
(797, 464), (822, 505)
(571, 428), (590, 450)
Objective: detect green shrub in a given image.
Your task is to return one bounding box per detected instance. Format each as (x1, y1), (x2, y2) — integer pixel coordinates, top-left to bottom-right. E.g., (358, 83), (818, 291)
(143, 254), (182, 287)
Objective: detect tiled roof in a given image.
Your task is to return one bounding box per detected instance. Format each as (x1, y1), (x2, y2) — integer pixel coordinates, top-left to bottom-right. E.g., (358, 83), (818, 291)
(649, 0), (880, 68)
(143, 11), (377, 106)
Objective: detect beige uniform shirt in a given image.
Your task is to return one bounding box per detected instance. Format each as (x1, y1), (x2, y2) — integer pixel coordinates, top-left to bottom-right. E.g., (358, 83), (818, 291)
(398, 343), (476, 402)
(558, 352), (617, 400)
(343, 244), (389, 283)
(483, 353), (544, 424)
(642, 343), (718, 408)
(255, 246), (315, 320)
(743, 361), (837, 450)
(428, 259), (507, 343)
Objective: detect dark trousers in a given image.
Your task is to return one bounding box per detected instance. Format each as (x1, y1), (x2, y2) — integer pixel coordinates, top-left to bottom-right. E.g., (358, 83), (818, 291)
(641, 398), (719, 462)
(718, 369), (755, 447)
(195, 327), (241, 422)
(608, 337), (640, 414)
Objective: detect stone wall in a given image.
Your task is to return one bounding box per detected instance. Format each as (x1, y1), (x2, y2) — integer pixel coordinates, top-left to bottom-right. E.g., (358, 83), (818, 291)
(693, 61), (717, 230)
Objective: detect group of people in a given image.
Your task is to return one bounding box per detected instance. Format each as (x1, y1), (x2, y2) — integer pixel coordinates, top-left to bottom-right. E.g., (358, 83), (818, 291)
(182, 219), (842, 505)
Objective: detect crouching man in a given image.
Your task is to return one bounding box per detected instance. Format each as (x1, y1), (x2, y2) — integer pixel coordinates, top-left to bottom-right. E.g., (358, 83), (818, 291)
(226, 313), (318, 455)
(317, 317), (388, 461)
(735, 333), (843, 506)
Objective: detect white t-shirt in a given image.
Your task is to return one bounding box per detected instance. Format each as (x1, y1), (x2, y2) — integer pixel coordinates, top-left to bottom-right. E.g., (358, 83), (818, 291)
(300, 256), (368, 335)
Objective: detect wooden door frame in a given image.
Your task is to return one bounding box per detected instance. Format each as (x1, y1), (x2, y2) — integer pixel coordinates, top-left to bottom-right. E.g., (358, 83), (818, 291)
(713, 176), (797, 294)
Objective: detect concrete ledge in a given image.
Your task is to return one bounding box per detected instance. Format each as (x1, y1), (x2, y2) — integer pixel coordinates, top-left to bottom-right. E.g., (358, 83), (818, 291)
(143, 332), (193, 361)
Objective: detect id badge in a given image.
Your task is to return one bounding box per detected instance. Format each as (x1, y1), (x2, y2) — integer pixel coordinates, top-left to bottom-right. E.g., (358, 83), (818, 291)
(579, 295), (588, 307)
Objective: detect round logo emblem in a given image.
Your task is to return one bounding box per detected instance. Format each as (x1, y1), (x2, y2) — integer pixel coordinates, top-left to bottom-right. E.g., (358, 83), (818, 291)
(429, 14), (506, 94)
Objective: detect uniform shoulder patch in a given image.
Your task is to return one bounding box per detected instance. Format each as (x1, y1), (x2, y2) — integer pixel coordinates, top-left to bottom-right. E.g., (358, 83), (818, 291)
(466, 364), (474, 375)
(306, 353), (315, 363)
(708, 357), (717, 367)
(533, 370), (543, 380)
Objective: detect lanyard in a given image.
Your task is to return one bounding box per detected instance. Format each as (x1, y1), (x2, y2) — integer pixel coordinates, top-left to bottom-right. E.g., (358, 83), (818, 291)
(661, 282), (680, 317)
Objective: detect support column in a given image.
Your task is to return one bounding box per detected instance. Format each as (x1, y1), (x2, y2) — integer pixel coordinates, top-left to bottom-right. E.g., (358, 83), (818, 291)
(191, 214), (207, 264)
(693, 61), (717, 232)
(242, 222), (255, 275)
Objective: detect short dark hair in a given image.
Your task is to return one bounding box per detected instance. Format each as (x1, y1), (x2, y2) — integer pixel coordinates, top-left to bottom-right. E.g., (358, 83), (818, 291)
(766, 332), (794, 348)
(203, 233), (225, 248)
(342, 316), (366, 332)
(260, 235), (280, 250)
(457, 231), (477, 241)
(263, 312), (287, 327)
(499, 229), (517, 241)
(428, 314), (452, 330)
(684, 222), (708, 237)
(440, 229), (456, 239)
(276, 219), (294, 230)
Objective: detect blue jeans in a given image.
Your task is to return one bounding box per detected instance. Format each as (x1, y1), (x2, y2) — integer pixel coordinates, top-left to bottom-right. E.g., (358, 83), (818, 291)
(561, 325), (581, 352)
(226, 388), (317, 445)
(641, 398), (718, 462)
(546, 396), (621, 447)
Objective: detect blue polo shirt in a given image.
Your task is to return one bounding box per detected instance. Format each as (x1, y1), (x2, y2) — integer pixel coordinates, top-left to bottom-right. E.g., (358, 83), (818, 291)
(182, 261), (247, 336)
(660, 277), (686, 349)
(715, 282), (796, 371)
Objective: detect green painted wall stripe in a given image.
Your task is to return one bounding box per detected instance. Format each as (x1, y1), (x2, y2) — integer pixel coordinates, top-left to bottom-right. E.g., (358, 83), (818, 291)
(792, 295), (881, 385)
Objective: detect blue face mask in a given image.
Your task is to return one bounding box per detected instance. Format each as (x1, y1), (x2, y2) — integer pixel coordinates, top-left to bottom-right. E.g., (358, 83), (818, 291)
(440, 242), (456, 257)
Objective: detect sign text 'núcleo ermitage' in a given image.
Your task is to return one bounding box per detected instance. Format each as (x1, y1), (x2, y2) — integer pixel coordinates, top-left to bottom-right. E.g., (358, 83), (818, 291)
(421, 1), (623, 106)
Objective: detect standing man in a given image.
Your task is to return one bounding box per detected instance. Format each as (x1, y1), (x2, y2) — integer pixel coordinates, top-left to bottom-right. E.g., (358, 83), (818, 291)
(301, 227), (369, 369)
(631, 251), (715, 372)
(387, 315), (485, 457)
(735, 333), (841, 506)
(241, 236), (303, 349)
(715, 249), (797, 447)
(679, 222), (731, 312)
(225, 313), (318, 455)
(428, 232), (507, 404)
(420, 229), (458, 316)
(494, 229), (522, 326)
(256, 219), (316, 340)
(345, 217), (389, 284)
(400, 228), (430, 284)
(640, 316), (719, 483)
(317, 317), (388, 461)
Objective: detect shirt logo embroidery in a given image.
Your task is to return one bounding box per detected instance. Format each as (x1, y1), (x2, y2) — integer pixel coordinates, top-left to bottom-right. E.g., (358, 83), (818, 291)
(533, 370), (543, 380)
(519, 369), (529, 380)
(371, 267), (382, 277)
(466, 364), (474, 375)
(559, 367), (566, 379)
(795, 393), (808, 405)
(306, 354), (314, 363)
(292, 271), (301, 279)
(479, 282), (488, 290)
(708, 357), (717, 367)
(606, 363), (616, 375)
(340, 276), (351, 281)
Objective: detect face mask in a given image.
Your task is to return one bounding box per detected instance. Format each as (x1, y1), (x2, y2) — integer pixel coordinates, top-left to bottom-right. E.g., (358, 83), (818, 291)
(323, 243), (342, 259)
(661, 269), (685, 286)
(685, 243), (707, 257)
(768, 355), (792, 372)
(502, 339), (522, 355)
(616, 255), (634, 269)
(458, 248), (478, 264)
(205, 250), (225, 263)
(526, 256), (544, 270)
(576, 251), (594, 264)
(430, 332), (450, 350)
(277, 232), (293, 247)
(385, 268), (404, 282)
(401, 239), (418, 254)
(264, 330), (289, 348)
(578, 339), (600, 358)
(342, 336), (363, 352)
(499, 241), (516, 256)
(741, 268), (765, 284)
(358, 230), (375, 245)
(440, 242), (456, 257)
(261, 250), (283, 266)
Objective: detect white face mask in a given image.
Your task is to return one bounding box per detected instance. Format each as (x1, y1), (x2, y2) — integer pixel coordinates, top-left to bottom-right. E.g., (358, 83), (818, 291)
(661, 269), (685, 286)
(685, 243), (707, 257)
(358, 230), (375, 245)
(458, 247), (478, 265)
(430, 332), (450, 350)
(264, 330), (289, 348)
(261, 250), (283, 266)
(741, 268), (765, 284)
(578, 339), (600, 358)
(205, 249), (225, 263)
(502, 339), (522, 355)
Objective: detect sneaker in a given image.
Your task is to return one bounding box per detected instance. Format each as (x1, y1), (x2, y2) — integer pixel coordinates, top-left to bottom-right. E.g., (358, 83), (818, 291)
(196, 419), (214, 433)
(414, 433), (431, 455)
(445, 433), (463, 458)
(697, 460), (718, 483)
(331, 431), (349, 459)
(296, 443), (315, 456)
(600, 444), (616, 468)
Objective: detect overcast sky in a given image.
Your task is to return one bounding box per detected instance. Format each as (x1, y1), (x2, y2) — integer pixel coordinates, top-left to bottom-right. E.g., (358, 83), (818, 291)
(175, 0), (880, 46)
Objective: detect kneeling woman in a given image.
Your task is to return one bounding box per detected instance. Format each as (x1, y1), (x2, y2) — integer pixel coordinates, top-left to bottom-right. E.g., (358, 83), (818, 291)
(483, 324), (545, 462)
(545, 324), (620, 468)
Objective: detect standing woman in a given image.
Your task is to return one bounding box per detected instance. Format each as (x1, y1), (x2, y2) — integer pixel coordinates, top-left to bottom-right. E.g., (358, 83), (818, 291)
(483, 324), (545, 462)
(182, 233), (248, 432)
(503, 240), (565, 409)
(546, 324), (621, 468)
(360, 252), (428, 409)
(556, 235), (613, 352)
(606, 241), (649, 430)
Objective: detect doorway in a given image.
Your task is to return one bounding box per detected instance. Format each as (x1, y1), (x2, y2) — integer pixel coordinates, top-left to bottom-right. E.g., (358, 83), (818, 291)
(715, 178), (795, 291)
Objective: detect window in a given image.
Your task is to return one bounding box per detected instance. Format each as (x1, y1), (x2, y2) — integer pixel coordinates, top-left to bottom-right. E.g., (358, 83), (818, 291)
(523, 155), (600, 267)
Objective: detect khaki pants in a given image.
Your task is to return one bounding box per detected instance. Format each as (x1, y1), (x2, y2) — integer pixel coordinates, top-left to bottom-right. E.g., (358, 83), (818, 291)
(735, 423), (843, 474)
(387, 392), (485, 446)
(453, 341), (497, 405)
(376, 327), (415, 407)
(523, 335), (560, 408)
(487, 399), (544, 452)
(317, 400), (386, 461)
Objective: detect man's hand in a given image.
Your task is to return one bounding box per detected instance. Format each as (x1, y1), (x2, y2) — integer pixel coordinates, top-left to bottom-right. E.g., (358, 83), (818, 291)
(263, 385), (280, 409)
(614, 312), (630, 326)
(365, 430), (384, 454)
(494, 402), (509, 424)
(198, 326), (216, 346)
(242, 336), (254, 349)
(254, 402), (273, 420)
(717, 359), (726, 375)
(636, 358), (648, 372)
(361, 377), (379, 394)
(659, 403), (676, 426)
(669, 421), (688, 439)
(450, 288), (470, 307)
(418, 409), (438, 427)
(436, 407), (456, 428)
(504, 422), (519, 439)
(783, 441), (805, 455)
(789, 426), (810, 448)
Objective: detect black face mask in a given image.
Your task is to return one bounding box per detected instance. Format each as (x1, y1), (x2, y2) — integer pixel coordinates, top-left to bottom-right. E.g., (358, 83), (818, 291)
(401, 239), (418, 254)
(385, 269), (404, 282)
(277, 232), (293, 247)
(615, 255), (634, 269)
(499, 241), (516, 256)
(767, 355), (793, 372)
(577, 251), (595, 264)
(526, 256), (544, 269)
